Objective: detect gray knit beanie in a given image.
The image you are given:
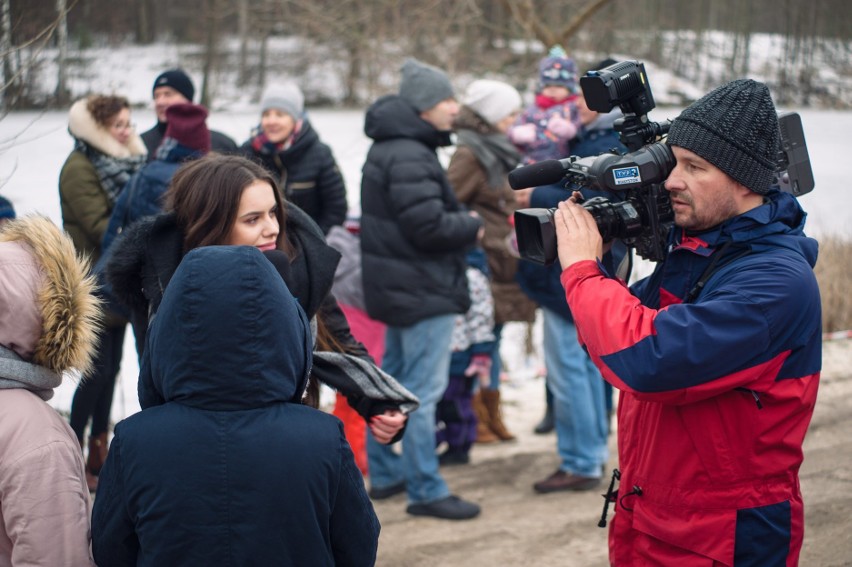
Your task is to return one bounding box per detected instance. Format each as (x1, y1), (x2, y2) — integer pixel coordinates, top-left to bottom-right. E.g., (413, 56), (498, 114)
(399, 58), (455, 112)
(260, 83), (304, 119)
(667, 79), (780, 195)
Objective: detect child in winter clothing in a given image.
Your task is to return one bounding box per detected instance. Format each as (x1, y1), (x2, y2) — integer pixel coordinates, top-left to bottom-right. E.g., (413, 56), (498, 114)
(508, 46), (582, 165)
(435, 249), (496, 465)
(326, 217), (389, 475)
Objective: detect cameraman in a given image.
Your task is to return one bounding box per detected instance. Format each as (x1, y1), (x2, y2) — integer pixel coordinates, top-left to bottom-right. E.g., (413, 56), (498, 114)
(554, 79), (821, 564)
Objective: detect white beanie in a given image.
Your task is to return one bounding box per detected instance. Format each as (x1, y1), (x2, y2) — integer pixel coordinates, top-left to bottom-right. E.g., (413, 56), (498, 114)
(260, 83), (305, 118)
(463, 79), (522, 126)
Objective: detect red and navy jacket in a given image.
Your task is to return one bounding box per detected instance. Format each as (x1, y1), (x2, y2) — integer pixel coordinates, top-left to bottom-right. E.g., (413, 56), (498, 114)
(562, 190), (821, 566)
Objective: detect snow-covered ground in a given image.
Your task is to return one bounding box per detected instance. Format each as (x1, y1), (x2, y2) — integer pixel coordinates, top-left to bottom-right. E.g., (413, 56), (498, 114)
(1, 105), (848, 424)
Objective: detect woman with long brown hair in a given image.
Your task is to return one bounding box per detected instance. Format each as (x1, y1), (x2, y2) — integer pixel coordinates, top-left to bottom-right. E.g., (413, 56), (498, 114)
(107, 153), (413, 443)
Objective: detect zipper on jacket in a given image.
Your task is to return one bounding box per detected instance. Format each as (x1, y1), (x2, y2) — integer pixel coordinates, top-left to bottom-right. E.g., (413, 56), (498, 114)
(736, 387), (764, 409)
(598, 468), (621, 528)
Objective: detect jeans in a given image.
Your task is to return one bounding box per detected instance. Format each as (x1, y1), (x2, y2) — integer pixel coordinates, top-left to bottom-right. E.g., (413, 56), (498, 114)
(541, 307), (608, 477)
(367, 313), (456, 504)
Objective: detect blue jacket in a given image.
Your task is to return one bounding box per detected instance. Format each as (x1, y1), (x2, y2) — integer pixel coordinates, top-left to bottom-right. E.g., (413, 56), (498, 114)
(103, 140), (200, 253)
(91, 246), (380, 567)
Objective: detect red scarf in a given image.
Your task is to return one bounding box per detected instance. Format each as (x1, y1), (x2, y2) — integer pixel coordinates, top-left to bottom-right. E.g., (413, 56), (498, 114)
(535, 93), (579, 110)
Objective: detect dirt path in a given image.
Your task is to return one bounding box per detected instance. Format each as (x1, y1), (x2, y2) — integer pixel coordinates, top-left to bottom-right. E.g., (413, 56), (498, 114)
(372, 339), (852, 567)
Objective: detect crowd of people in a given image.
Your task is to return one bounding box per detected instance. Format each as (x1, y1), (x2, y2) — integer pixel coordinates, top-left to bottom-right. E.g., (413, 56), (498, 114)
(0, 45), (822, 565)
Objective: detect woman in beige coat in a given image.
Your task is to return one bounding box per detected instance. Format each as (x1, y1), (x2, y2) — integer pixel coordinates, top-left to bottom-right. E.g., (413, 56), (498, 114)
(447, 80), (538, 443)
(0, 215), (101, 566)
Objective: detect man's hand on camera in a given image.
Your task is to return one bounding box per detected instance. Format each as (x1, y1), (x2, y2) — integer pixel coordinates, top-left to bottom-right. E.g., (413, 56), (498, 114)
(554, 196), (603, 269)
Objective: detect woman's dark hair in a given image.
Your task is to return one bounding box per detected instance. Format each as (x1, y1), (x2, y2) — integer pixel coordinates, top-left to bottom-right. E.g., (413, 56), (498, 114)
(86, 94), (129, 128)
(164, 153), (294, 257)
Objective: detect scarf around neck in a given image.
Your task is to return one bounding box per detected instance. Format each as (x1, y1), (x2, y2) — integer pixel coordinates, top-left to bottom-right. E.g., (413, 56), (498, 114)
(74, 138), (146, 206)
(250, 120), (304, 156)
(0, 345), (61, 401)
(456, 129), (522, 189)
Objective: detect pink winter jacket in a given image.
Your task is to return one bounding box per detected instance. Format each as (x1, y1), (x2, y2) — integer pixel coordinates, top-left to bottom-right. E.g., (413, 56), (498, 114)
(0, 389), (95, 567)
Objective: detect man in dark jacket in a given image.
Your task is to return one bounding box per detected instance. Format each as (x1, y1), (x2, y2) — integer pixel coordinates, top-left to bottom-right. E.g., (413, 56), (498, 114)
(91, 246), (380, 566)
(140, 68), (237, 159)
(360, 58), (483, 520)
(554, 79), (821, 564)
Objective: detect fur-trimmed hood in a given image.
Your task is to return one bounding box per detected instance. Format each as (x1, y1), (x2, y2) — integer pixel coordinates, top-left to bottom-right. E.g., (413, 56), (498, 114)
(0, 215), (101, 375)
(68, 97), (147, 159)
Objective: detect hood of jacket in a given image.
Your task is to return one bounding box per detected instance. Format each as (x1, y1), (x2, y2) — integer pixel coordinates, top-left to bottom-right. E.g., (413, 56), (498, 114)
(140, 245), (313, 411)
(68, 97), (147, 159)
(677, 190), (818, 268)
(364, 94), (453, 149)
(0, 216), (101, 397)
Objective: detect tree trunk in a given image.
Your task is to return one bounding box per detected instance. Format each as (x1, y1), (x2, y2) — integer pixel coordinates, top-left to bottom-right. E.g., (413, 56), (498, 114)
(1, 0), (12, 108)
(136, 0), (153, 44)
(54, 0), (70, 105)
(237, 0), (249, 85)
(200, 0), (219, 108)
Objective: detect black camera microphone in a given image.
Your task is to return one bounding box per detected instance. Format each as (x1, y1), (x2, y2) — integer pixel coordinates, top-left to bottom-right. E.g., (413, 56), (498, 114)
(508, 159), (571, 190)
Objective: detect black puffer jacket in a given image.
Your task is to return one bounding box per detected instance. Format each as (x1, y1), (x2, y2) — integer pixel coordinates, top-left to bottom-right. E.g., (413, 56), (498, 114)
(360, 95), (481, 327)
(239, 119), (347, 234)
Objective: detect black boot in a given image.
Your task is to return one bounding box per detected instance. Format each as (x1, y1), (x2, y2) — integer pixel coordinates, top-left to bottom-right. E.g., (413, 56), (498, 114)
(534, 385), (555, 434)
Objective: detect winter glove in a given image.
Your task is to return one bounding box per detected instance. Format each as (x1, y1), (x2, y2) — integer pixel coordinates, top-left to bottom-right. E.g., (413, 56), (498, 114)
(547, 114), (577, 140)
(464, 353), (493, 388)
(509, 123), (537, 146)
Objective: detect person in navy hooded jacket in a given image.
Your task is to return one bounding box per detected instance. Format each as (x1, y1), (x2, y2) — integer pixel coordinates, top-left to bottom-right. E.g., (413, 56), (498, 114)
(91, 246), (379, 566)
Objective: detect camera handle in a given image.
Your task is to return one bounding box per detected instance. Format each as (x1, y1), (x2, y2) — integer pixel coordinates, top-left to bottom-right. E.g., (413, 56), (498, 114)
(614, 115), (672, 152)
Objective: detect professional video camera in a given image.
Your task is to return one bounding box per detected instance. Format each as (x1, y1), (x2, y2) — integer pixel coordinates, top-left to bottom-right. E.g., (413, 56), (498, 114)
(508, 60), (815, 266)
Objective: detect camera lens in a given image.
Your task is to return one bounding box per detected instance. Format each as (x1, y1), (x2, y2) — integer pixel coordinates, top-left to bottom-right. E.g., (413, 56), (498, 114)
(583, 197), (644, 242)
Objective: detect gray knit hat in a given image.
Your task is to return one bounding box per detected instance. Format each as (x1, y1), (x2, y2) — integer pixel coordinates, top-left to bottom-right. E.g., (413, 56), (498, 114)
(260, 83), (304, 119)
(399, 58), (455, 112)
(667, 79), (780, 195)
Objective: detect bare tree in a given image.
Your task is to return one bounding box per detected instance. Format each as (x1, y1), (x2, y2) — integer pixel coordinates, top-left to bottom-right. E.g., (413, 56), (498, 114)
(54, 0), (70, 105)
(497, 0), (614, 51)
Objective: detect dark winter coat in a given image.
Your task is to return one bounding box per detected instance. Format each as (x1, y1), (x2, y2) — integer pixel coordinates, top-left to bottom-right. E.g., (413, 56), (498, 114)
(564, 190), (821, 564)
(447, 107), (537, 325)
(239, 119), (348, 234)
(59, 100), (147, 264)
(360, 95), (482, 327)
(91, 246), (380, 567)
(140, 121), (236, 160)
(102, 140), (201, 253)
(105, 205), (412, 420)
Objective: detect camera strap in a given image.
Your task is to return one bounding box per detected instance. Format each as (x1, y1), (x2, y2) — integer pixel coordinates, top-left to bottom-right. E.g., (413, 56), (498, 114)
(684, 241), (752, 304)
